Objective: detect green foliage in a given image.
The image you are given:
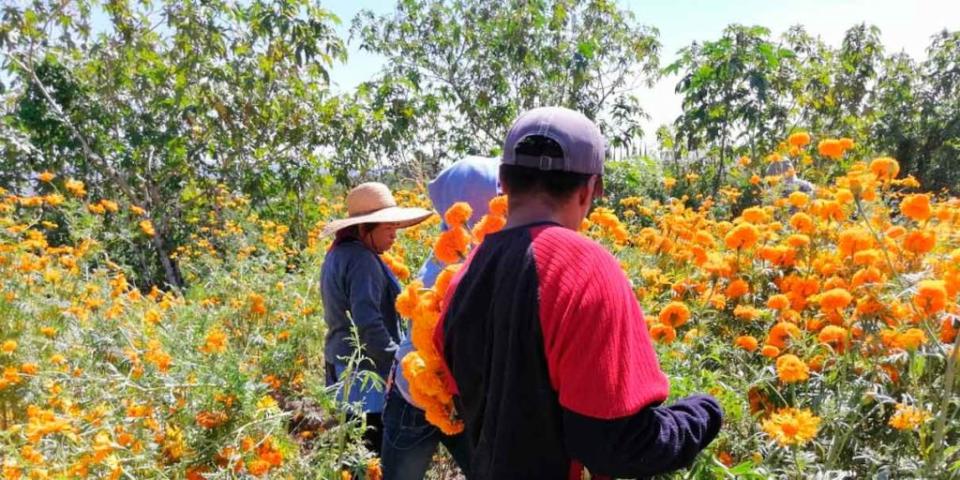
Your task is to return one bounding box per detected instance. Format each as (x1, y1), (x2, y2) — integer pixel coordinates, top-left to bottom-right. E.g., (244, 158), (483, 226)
(352, 0), (661, 166)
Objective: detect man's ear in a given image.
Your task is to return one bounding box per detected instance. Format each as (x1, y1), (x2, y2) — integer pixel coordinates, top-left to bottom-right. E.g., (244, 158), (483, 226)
(498, 173), (511, 195)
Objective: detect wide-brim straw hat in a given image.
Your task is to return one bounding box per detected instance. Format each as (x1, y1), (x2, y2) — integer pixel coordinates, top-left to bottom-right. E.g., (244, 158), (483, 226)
(321, 182), (434, 238)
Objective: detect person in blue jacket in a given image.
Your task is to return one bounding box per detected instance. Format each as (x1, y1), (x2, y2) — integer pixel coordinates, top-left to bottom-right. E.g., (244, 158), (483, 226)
(321, 182), (433, 453)
(381, 156), (499, 480)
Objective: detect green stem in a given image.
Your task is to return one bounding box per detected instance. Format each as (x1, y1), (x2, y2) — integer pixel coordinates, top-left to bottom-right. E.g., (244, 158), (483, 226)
(928, 331), (960, 475)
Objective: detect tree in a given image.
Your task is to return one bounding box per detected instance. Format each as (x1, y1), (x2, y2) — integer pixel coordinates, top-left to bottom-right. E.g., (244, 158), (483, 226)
(1, 0), (348, 287)
(352, 0), (661, 169)
(667, 25), (794, 193)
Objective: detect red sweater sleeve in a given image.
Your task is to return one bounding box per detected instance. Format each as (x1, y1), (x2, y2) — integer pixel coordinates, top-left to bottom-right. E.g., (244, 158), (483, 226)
(531, 225), (669, 419)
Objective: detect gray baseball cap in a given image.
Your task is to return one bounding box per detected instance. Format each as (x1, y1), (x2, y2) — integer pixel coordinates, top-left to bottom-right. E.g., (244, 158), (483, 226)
(502, 107), (606, 175)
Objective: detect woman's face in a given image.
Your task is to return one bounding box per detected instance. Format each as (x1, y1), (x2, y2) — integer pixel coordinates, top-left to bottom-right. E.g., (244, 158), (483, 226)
(363, 223), (400, 253)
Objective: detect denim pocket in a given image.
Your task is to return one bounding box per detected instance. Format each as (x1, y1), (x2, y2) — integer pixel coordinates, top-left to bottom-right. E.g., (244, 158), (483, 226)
(383, 393), (436, 450)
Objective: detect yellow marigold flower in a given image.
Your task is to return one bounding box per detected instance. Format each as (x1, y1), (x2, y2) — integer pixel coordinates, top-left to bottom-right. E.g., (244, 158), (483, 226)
(201, 328), (229, 354)
(649, 324), (677, 344)
(738, 155), (751, 166)
(915, 280), (948, 315)
(658, 301), (690, 328)
(1, 340), (16, 354)
(788, 191), (808, 208)
(663, 177), (677, 189)
(87, 203), (106, 215)
(901, 194), (932, 222)
(896, 328), (927, 350)
(788, 132), (811, 147)
(64, 178), (86, 197)
(818, 139), (844, 159)
(735, 335), (758, 352)
(130, 205), (146, 216)
(889, 403), (931, 431)
(870, 157), (900, 180)
(786, 234), (810, 249)
(762, 408), (820, 446)
(776, 354), (810, 383)
(37, 171), (56, 182)
(724, 223), (760, 250)
(139, 220), (156, 237)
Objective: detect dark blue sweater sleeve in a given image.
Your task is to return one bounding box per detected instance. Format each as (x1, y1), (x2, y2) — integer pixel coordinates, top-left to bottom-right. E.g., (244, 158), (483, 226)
(564, 394), (723, 478)
(346, 253), (398, 374)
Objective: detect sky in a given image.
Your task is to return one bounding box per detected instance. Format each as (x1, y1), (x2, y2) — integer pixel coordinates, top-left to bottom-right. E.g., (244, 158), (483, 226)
(323, 0), (960, 144)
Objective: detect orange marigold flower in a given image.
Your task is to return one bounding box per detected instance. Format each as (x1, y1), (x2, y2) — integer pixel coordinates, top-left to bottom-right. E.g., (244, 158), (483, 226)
(818, 325), (848, 353)
(488, 195), (508, 216)
(725, 279), (749, 299)
(472, 213), (507, 244)
(940, 317), (958, 344)
(1, 340), (16, 354)
(396, 281), (422, 319)
(788, 132), (811, 147)
(724, 223), (760, 250)
(767, 294), (790, 310)
(734, 305), (761, 321)
(37, 171), (56, 182)
(735, 335), (759, 352)
(869, 157), (900, 180)
(658, 301), (690, 328)
(837, 227), (874, 257)
(819, 288), (853, 312)
(649, 324), (677, 344)
(433, 227), (471, 265)
(201, 328), (229, 354)
(741, 207), (768, 224)
(851, 266), (884, 288)
(195, 410), (228, 429)
(786, 234), (810, 249)
(247, 459), (271, 476)
(776, 354), (810, 383)
(444, 202), (473, 228)
(903, 229), (936, 255)
(901, 194), (932, 222)
(761, 345), (781, 358)
(839, 138), (855, 150)
(789, 212), (815, 233)
(915, 280), (948, 316)
(767, 322), (801, 349)
(750, 174), (761, 185)
(818, 139), (844, 159)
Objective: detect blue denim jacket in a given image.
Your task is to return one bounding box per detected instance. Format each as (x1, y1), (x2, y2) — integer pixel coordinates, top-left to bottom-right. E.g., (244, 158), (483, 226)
(322, 238), (403, 411)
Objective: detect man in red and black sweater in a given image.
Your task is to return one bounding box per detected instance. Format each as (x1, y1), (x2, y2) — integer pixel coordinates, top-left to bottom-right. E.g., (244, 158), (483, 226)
(435, 107), (723, 479)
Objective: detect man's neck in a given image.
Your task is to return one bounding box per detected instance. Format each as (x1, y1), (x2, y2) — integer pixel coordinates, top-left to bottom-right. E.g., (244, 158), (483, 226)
(504, 197), (568, 230)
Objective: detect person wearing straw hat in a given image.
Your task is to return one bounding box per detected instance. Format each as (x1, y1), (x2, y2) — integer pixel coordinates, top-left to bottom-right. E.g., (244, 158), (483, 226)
(321, 182), (433, 452)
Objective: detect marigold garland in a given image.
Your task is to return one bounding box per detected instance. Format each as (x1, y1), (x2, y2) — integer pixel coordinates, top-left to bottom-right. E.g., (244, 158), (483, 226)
(399, 196), (508, 434)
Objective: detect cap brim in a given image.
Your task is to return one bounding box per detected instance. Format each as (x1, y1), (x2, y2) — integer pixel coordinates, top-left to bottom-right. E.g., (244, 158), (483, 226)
(320, 207), (435, 238)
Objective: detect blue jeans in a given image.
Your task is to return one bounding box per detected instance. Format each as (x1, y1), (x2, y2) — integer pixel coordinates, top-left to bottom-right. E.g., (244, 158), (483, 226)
(381, 388), (470, 480)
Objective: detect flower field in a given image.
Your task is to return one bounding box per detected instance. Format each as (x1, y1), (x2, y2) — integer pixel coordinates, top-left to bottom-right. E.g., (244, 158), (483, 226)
(2, 134), (960, 479)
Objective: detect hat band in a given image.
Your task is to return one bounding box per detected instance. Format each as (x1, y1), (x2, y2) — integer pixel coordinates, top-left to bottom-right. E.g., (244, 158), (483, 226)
(513, 154), (567, 171)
